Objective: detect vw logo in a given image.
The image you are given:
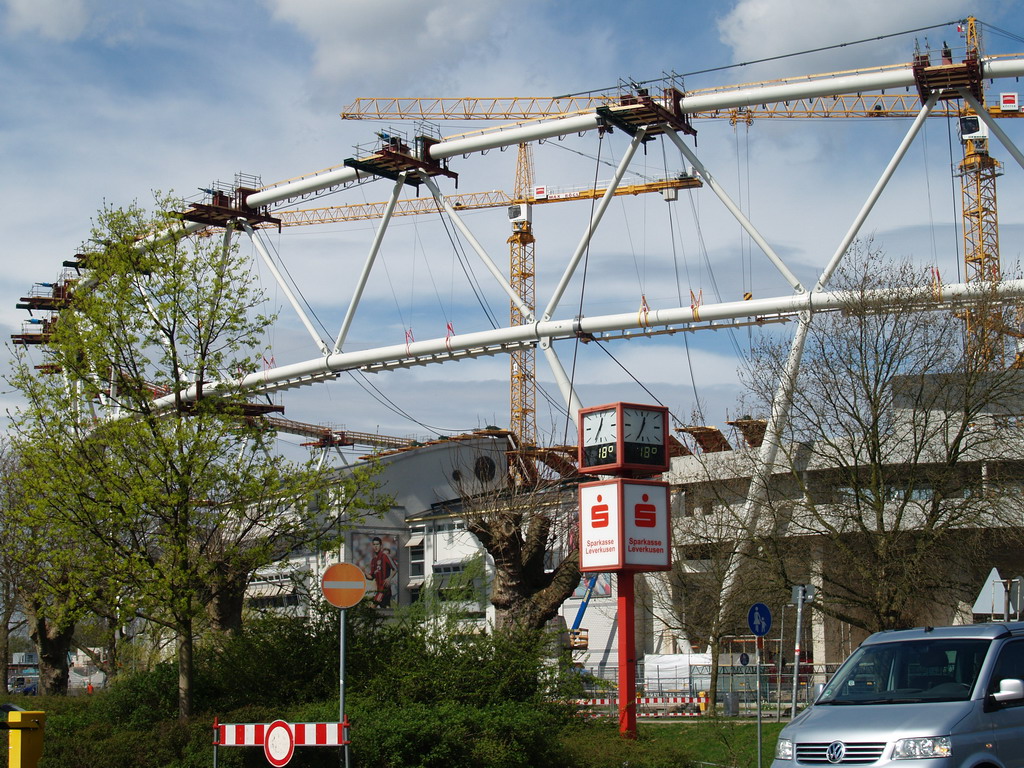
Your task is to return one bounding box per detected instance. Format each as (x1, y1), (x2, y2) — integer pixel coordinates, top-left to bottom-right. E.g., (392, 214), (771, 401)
(826, 741), (847, 764)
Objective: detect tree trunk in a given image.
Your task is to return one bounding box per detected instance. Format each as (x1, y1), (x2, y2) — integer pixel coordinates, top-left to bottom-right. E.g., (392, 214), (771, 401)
(27, 608), (74, 695)
(207, 566), (248, 635)
(177, 618), (194, 721)
(0, 620), (9, 694)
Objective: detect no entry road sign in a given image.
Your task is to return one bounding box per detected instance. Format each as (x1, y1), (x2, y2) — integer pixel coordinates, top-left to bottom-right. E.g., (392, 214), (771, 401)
(321, 562), (367, 609)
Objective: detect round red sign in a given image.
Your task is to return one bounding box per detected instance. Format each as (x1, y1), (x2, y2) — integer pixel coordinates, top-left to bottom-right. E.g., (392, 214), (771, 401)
(263, 720), (294, 767)
(321, 562), (367, 609)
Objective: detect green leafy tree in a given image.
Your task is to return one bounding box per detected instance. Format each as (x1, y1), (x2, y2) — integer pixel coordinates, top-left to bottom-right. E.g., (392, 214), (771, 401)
(8, 196), (382, 717)
(0, 438), (28, 693)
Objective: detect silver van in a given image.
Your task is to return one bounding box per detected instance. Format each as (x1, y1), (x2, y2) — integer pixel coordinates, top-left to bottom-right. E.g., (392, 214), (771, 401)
(772, 623), (1024, 768)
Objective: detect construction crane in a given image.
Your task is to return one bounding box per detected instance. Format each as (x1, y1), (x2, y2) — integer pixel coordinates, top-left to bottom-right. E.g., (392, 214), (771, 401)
(259, 134), (700, 481)
(339, 16), (1022, 368)
(271, 176), (693, 228)
(329, 97), (702, 481)
(956, 17), (1006, 367)
(508, 142), (537, 476)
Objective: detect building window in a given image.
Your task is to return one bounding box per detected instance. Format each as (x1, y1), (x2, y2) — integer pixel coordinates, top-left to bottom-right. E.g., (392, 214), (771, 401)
(432, 562), (483, 607)
(407, 530), (425, 579)
(474, 455), (496, 482)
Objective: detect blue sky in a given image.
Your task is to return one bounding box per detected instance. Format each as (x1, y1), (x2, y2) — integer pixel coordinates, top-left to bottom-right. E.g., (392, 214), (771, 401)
(3, 0), (1024, 457)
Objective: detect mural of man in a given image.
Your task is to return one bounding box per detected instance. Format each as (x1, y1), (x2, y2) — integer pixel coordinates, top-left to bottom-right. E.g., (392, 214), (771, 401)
(366, 536), (398, 608)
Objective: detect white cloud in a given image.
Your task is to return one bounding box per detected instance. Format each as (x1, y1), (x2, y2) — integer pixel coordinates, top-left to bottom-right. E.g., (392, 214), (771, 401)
(717, 0), (969, 80)
(264, 0), (508, 91)
(3, 0), (87, 39)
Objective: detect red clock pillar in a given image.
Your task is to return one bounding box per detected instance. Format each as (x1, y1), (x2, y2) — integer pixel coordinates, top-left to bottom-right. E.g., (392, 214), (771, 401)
(577, 402), (672, 740)
(617, 571), (637, 737)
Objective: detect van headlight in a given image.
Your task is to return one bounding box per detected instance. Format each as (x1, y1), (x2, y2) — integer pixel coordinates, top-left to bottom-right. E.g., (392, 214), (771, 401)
(893, 737), (952, 759)
(775, 738), (793, 760)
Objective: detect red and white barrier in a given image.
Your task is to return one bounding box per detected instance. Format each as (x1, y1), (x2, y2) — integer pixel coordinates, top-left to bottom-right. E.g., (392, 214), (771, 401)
(574, 696), (708, 717)
(213, 718), (349, 767)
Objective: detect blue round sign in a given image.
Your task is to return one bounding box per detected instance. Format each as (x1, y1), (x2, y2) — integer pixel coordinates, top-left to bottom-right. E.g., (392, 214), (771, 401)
(748, 602), (772, 637)
(739, 652), (750, 666)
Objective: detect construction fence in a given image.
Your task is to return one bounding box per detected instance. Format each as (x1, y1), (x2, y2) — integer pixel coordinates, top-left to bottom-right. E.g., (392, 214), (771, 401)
(575, 662), (840, 717)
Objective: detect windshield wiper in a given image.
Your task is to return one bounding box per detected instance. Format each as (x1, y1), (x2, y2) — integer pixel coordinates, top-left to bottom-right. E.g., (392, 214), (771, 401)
(818, 699), (879, 705)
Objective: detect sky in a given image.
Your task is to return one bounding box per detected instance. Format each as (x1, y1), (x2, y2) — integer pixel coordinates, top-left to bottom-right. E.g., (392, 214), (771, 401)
(3, 0), (1024, 461)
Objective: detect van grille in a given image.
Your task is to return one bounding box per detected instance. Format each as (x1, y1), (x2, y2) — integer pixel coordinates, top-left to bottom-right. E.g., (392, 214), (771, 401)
(796, 742), (887, 764)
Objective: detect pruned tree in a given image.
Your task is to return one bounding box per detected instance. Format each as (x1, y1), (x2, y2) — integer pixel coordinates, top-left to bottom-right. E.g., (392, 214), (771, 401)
(8, 196), (384, 717)
(648, 478), (776, 706)
(459, 476), (581, 632)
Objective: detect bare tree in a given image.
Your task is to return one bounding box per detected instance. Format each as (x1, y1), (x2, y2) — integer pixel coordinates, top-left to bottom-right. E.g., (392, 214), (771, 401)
(737, 247), (1024, 634)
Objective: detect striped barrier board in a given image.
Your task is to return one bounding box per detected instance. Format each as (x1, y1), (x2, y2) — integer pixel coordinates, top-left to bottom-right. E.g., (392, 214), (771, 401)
(574, 696), (708, 718)
(213, 718), (349, 767)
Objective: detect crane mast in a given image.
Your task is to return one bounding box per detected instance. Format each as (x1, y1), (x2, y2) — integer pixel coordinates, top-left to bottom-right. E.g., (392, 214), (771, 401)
(958, 17), (1006, 367)
(508, 143), (538, 479)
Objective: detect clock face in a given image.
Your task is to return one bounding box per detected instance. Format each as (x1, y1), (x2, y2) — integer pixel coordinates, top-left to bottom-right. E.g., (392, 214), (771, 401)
(581, 408), (618, 467)
(622, 407), (663, 443)
(622, 406), (667, 466)
(582, 408), (617, 446)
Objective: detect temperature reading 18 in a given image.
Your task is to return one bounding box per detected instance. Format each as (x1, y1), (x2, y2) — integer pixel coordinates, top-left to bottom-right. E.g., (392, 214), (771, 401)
(624, 442), (664, 465)
(583, 443), (617, 466)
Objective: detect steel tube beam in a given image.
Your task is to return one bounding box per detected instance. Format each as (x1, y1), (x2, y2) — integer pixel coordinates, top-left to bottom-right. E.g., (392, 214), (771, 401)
(543, 128), (648, 321)
(418, 173), (533, 320)
(242, 221), (328, 354)
(147, 277), (1024, 409)
(333, 173), (407, 353)
(816, 94), (938, 291)
(244, 57), (1024, 210)
(664, 128), (804, 293)
(541, 340), (583, 419)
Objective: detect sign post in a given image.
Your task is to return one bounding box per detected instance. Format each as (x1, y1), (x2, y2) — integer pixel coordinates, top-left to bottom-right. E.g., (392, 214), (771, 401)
(790, 584), (815, 719)
(322, 562), (367, 768)
(748, 602), (772, 768)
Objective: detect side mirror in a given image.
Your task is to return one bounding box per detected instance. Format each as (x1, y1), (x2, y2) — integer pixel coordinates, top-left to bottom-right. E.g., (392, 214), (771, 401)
(992, 678), (1024, 703)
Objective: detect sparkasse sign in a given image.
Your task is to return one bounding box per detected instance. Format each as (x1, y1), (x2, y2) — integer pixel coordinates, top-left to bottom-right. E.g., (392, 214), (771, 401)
(579, 479), (671, 571)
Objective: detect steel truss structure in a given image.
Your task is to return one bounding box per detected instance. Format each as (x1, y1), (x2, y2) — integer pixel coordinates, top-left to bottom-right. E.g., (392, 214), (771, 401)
(20, 51), (1024, 467)
(136, 55), (1024, 420)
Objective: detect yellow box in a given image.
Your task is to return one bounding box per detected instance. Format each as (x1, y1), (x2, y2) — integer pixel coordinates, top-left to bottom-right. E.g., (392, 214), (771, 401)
(8, 710), (46, 768)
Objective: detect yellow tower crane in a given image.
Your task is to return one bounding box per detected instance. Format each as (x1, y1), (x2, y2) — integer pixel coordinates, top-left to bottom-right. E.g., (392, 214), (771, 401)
(508, 143), (537, 468)
(340, 17), (1023, 368)
(957, 17), (1006, 367)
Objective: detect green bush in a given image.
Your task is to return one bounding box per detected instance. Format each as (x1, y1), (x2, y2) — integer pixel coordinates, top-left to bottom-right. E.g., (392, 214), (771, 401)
(30, 611), (666, 767)
(347, 698), (574, 768)
(190, 611), (340, 710)
(89, 663), (179, 729)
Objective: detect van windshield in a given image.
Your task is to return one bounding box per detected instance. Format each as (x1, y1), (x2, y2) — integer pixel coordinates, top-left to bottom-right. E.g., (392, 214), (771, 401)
(817, 638), (990, 704)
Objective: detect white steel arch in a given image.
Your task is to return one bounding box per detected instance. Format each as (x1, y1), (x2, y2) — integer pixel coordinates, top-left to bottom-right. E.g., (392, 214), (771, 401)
(74, 51), (1024, 442)
(170, 55), (1024, 411)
